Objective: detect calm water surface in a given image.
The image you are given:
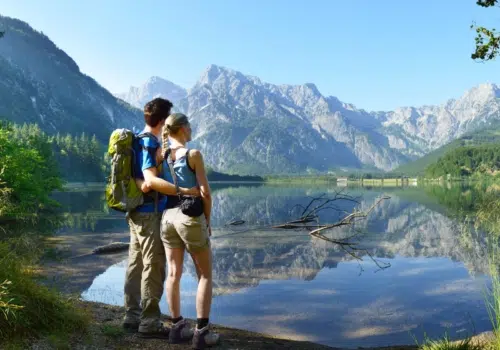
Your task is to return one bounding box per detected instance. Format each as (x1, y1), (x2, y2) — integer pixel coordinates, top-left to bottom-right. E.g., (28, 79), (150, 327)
(55, 183), (493, 348)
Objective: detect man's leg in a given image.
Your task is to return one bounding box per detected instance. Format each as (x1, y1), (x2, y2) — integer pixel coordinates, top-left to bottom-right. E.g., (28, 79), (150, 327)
(130, 212), (167, 336)
(123, 214), (143, 331)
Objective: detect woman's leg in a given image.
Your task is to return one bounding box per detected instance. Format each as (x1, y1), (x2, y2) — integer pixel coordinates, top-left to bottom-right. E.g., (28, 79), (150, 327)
(165, 247), (185, 318)
(190, 245), (219, 348)
(190, 247), (213, 319)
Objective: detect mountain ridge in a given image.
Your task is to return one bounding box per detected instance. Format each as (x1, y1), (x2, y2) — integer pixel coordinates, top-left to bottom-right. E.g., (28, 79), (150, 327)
(0, 15), (142, 143)
(115, 76), (187, 109)
(116, 64), (500, 174)
(139, 64), (500, 174)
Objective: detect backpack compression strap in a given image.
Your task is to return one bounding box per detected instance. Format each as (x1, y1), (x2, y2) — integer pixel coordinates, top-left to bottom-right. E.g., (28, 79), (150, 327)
(135, 132), (160, 213)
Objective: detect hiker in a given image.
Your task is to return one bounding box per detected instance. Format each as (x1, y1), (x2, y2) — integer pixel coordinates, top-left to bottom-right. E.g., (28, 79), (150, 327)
(142, 113), (219, 348)
(123, 98), (200, 339)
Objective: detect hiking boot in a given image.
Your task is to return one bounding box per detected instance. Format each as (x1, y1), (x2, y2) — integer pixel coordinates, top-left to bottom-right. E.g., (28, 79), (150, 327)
(169, 318), (194, 343)
(137, 322), (170, 339)
(122, 321), (139, 333)
(192, 324), (220, 349)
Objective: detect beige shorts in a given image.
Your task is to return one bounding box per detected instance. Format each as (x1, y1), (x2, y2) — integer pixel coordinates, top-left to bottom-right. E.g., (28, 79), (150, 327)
(161, 207), (210, 252)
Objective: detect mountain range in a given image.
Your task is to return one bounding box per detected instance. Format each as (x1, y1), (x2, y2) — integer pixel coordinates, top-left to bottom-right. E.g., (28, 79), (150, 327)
(118, 66), (500, 174)
(2, 14), (500, 174)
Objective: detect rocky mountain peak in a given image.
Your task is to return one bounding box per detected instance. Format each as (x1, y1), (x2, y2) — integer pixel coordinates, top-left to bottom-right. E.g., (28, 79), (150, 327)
(116, 76), (186, 109)
(455, 83), (499, 106)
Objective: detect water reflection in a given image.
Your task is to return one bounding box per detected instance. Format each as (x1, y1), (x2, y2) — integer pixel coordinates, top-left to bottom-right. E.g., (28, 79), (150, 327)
(58, 184), (492, 347)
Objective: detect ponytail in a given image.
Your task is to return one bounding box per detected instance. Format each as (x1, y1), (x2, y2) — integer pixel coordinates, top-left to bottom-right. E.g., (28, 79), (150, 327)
(162, 124), (171, 160)
(162, 113), (189, 160)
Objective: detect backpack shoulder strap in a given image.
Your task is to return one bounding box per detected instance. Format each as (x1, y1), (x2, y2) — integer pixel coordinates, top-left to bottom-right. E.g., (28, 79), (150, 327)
(136, 132), (159, 147)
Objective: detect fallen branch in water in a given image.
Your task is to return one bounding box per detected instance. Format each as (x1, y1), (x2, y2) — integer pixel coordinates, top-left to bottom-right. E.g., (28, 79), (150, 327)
(308, 195), (390, 236)
(277, 189), (360, 229)
(275, 193), (392, 272)
(226, 219), (246, 226)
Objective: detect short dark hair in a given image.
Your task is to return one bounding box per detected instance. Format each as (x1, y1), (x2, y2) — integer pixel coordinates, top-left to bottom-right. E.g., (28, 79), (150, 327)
(143, 98), (173, 127)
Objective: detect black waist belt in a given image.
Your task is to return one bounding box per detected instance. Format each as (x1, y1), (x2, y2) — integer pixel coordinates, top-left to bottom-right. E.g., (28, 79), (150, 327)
(166, 195), (180, 209)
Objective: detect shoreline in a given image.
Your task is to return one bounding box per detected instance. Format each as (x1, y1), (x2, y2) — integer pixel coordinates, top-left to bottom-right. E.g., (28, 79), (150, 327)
(32, 300), (496, 349)
(41, 232), (495, 350)
(43, 300), (424, 350)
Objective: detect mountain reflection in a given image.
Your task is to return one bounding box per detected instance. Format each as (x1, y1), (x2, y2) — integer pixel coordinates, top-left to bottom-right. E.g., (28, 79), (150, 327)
(56, 184), (489, 295)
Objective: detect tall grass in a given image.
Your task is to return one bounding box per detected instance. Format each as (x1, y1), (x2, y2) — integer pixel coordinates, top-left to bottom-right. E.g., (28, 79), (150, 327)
(0, 237), (88, 347)
(419, 332), (483, 350)
(476, 191), (500, 349)
(485, 240), (500, 350)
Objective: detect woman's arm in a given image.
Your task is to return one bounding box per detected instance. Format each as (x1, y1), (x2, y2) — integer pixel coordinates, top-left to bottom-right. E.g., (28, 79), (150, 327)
(190, 149), (212, 232)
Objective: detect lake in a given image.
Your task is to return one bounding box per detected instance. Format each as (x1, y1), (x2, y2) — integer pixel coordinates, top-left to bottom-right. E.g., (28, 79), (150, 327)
(53, 183), (493, 348)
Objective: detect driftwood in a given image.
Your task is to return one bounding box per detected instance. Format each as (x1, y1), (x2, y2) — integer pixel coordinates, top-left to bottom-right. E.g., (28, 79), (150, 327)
(227, 219), (246, 226)
(308, 196), (390, 236)
(274, 191), (391, 272)
(275, 189), (360, 229)
(92, 242), (129, 254)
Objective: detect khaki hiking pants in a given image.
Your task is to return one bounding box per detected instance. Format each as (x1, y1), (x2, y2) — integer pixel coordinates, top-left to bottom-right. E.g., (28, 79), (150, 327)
(124, 211), (166, 332)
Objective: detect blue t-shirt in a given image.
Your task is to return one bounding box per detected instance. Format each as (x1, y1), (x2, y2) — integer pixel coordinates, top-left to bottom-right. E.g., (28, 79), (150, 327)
(132, 133), (167, 213)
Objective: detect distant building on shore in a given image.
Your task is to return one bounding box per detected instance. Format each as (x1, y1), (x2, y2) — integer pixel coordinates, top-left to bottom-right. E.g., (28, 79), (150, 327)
(336, 177), (348, 186)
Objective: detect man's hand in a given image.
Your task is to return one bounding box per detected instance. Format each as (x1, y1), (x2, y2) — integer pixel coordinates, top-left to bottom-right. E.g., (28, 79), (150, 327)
(141, 181), (152, 193)
(180, 186), (201, 197)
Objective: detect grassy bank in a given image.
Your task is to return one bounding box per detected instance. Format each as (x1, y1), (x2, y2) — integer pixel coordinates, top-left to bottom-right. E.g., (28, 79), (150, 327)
(0, 238), (89, 348)
(0, 122), (90, 348)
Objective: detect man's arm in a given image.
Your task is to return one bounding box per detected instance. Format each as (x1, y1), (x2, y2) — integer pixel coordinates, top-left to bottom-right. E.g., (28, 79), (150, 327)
(143, 167), (200, 196)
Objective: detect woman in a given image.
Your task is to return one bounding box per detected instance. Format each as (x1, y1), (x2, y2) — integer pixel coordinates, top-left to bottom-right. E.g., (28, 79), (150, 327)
(143, 113), (218, 348)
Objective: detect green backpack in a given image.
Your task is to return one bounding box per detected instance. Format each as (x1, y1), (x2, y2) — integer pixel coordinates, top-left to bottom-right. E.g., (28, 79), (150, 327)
(105, 128), (157, 213)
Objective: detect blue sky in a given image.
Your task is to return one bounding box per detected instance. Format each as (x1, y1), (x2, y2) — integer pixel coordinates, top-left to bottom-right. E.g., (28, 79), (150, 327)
(1, 0), (500, 111)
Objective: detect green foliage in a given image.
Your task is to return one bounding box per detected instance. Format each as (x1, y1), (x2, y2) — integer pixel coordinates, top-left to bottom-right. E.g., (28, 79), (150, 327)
(424, 183), (483, 214)
(396, 122), (500, 176)
(206, 167), (264, 182)
(485, 240), (500, 350)
(101, 324), (125, 338)
(0, 122), (62, 221)
(0, 238), (88, 346)
(0, 120), (89, 346)
(0, 121), (106, 234)
(471, 0), (500, 61)
(425, 144), (500, 178)
(51, 131), (106, 182)
(473, 191), (500, 349)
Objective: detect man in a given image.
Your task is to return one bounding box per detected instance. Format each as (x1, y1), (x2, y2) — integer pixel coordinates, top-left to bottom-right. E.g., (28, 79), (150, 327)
(123, 97), (199, 338)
